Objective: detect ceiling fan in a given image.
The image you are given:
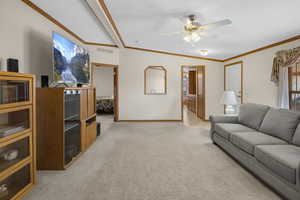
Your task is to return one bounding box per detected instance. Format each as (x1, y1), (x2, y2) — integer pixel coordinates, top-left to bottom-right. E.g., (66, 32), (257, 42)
(164, 14), (232, 44)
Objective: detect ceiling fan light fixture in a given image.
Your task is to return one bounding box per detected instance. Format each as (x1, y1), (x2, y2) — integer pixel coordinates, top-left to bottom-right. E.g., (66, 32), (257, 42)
(191, 32), (200, 42)
(200, 50), (208, 56)
(186, 18), (192, 25)
(183, 34), (192, 42)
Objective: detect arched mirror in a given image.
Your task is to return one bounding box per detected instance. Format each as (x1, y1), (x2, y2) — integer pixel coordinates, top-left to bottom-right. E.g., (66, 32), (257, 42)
(144, 66), (167, 95)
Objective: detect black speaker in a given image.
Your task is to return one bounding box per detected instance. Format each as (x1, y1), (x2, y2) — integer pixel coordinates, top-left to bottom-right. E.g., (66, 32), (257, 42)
(7, 58), (19, 72)
(97, 122), (101, 136)
(41, 75), (49, 88)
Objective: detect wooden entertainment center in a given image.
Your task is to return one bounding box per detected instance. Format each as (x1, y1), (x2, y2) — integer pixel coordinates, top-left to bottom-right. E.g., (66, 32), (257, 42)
(36, 87), (96, 170)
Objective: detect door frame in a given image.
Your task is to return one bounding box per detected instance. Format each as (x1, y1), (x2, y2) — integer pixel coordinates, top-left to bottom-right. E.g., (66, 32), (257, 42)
(181, 65), (206, 121)
(91, 62), (119, 122)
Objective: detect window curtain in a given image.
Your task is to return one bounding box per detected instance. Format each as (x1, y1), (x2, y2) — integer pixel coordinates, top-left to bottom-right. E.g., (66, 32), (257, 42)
(271, 47), (300, 108)
(277, 66), (289, 108)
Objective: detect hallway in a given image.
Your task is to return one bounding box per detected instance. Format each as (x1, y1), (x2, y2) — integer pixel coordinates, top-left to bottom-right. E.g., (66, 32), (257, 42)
(183, 106), (209, 128)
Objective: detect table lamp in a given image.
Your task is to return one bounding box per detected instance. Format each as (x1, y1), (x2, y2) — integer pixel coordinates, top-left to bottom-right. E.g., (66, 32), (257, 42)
(220, 91), (238, 114)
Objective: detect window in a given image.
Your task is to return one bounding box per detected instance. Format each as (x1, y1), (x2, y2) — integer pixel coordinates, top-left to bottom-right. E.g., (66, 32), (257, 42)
(288, 63), (300, 111)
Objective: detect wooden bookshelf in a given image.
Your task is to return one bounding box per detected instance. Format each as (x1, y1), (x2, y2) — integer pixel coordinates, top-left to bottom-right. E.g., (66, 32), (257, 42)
(0, 72), (36, 200)
(36, 87), (96, 170)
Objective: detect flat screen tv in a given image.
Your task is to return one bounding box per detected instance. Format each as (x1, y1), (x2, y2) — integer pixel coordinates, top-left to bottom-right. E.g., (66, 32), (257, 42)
(52, 32), (90, 84)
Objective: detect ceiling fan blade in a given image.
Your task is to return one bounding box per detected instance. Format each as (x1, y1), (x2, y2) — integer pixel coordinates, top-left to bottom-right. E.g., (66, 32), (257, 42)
(199, 19), (232, 30)
(197, 32), (218, 39)
(161, 31), (185, 36)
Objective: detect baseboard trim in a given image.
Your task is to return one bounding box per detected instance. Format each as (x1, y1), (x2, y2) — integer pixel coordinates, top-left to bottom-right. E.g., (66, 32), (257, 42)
(117, 120), (183, 122)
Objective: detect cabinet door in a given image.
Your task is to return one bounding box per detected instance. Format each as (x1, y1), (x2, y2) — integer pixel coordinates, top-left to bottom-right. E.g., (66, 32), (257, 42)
(0, 162), (32, 200)
(86, 121), (96, 148)
(80, 90), (88, 120)
(0, 106), (31, 142)
(0, 135), (31, 174)
(87, 89), (95, 117)
(0, 76), (32, 109)
(80, 121), (86, 152)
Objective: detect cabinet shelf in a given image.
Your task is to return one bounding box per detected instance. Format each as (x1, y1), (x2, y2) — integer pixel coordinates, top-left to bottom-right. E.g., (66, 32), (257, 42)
(64, 122), (80, 132)
(64, 114), (80, 121)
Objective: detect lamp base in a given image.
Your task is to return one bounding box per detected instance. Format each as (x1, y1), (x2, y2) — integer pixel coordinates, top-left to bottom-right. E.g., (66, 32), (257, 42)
(225, 105), (236, 115)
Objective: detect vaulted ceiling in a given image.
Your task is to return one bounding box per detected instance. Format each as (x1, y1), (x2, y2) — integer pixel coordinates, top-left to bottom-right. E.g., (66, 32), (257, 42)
(30, 0), (114, 45)
(29, 0), (300, 60)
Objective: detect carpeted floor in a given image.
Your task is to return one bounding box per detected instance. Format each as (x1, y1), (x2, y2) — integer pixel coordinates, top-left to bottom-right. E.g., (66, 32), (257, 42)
(24, 122), (280, 200)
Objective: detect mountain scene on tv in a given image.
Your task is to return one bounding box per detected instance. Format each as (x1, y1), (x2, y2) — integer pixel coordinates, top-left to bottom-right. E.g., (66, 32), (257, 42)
(53, 32), (90, 84)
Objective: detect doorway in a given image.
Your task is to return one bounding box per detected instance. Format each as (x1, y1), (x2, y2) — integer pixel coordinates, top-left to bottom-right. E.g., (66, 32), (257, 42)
(224, 61), (243, 113)
(91, 63), (119, 128)
(181, 65), (205, 126)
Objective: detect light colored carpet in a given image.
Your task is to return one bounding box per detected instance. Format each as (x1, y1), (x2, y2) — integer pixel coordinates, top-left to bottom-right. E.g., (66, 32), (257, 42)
(24, 123), (280, 200)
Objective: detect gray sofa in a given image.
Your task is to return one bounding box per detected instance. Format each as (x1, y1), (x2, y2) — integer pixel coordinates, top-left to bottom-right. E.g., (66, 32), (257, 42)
(210, 103), (300, 200)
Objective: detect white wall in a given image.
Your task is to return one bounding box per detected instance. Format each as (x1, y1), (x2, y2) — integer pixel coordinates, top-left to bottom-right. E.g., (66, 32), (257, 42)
(119, 48), (224, 120)
(0, 0), (118, 86)
(224, 40), (300, 107)
(87, 45), (119, 66)
(1, 0), (225, 121)
(93, 67), (114, 97)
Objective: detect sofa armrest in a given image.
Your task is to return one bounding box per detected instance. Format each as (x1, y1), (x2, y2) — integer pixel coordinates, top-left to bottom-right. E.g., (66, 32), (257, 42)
(209, 115), (239, 135)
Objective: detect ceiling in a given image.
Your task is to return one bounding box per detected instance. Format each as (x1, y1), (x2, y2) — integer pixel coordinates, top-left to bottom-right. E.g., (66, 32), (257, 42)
(29, 0), (300, 60)
(104, 0), (300, 59)
(30, 0), (114, 45)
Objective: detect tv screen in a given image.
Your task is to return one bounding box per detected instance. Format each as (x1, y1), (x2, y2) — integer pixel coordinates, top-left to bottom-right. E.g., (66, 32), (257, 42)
(52, 32), (90, 84)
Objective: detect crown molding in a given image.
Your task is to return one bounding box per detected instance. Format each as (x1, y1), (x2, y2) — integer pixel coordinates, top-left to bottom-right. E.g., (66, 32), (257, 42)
(96, 1), (224, 62)
(21, 0), (84, 43)
(21, 0), (117, 48)
(86, 0), (124, 47)
(97, 0), (125, 47)
(223, 35), (300, 62)
(84, 41), (117, 47)
(21, 0), (223, 62)
(22, 0), (300, 63)
(98, 0), (300, 63)
(125, 46), (223, 62)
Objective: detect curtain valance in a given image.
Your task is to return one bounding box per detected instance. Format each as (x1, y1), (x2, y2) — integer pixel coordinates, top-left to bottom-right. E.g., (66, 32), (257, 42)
(271, 47), (300, 84)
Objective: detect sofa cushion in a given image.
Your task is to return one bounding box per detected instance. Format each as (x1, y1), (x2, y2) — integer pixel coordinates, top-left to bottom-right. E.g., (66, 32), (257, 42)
(292, 123), (300, 147)
(255, 145), (300, 184)
(238, 103), (270, 130)
(259, 108), (300, 142)
(230, 132), (287, 155)
(215, 123), (255, 140)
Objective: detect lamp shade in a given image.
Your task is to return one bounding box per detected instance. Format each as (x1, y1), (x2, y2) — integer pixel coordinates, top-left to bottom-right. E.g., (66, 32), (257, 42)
(220, 91), (237, 105)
